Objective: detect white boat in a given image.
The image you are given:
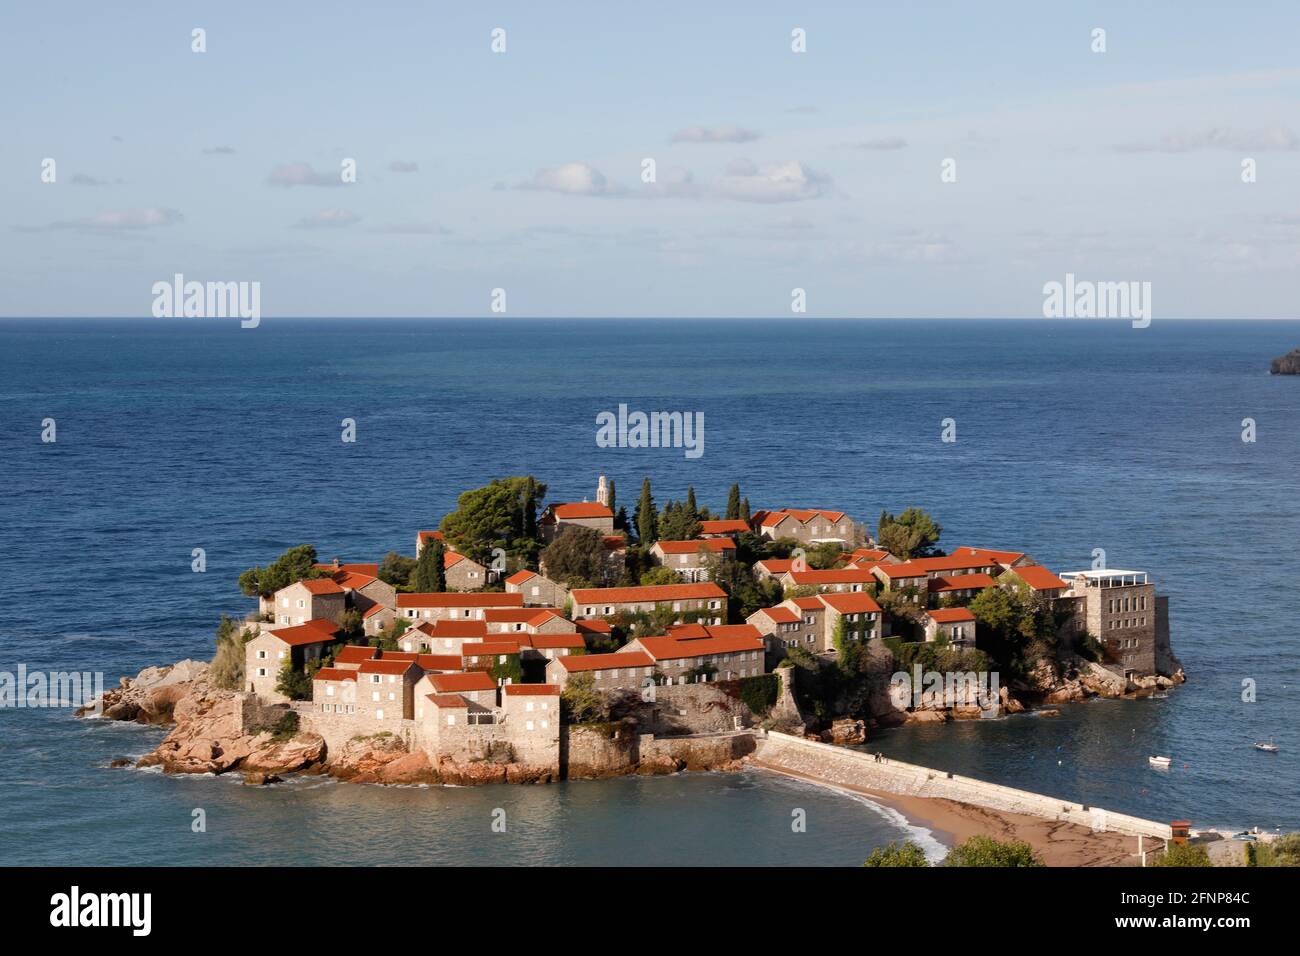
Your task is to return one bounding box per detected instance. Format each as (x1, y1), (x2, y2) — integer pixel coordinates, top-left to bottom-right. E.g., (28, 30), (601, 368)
(1148, 755), (1172, 768)
(1254, 742), (1279, 753)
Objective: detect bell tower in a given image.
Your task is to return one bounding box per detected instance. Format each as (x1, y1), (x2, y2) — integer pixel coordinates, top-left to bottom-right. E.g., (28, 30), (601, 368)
(596, 474), (610, 507)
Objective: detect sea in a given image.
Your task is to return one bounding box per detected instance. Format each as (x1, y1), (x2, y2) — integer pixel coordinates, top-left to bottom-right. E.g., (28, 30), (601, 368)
(1, 317), (1297, 866)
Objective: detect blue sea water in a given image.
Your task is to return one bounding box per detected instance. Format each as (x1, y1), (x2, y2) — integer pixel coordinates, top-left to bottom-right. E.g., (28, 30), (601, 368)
(1, 317), (1297, 864)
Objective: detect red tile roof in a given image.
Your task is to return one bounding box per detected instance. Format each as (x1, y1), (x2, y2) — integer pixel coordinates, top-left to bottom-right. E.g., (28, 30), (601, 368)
(312, 667), (357, 682)
(1009, 565), (1068, 591)
(362, 604), (389, 619)
(632, 634), (764, 661)
(461, 642), (522, 657)
(426, 693), (467, 708)
(358, 658), (418, 676)
(505, 570), (537, 585)
(753, 606), (799, 624)
(929, 573), (997, 592)
(503, 684), (560, 696)
(698, 519), (749, 535)
(528, 633), (585, 649)
(756, 508), (847, 527)
(574, 619), (612, 634)
(785, 568), (877, 585)
(549, 502), (614, 519)
(952, 546), (1028, 566)
(268, 619), (341, 646)
(397, 593), (524, 609)
(334, 644), (378, 664)
(331, 570), (379, 590)
(790, 597), (825, 611)
(416, 654), (462, 671)
(878, 556), (997, 577)
(426, 620), (490, 638)
(556, 651), (653, 672)
(297, 578), (345, 595)
(314, 562), (381, 577)
(818, 592), (882, 614)
(430, 671), (497, 693)
(654, 538), (736, 554)
(418, 530), (445, 543)
(755, 558), (795, 574)
(667, 623), (764, 641)
(928, 607), (976, 623)
(484, 607), (562, 623)
(569, 582), (725, 605)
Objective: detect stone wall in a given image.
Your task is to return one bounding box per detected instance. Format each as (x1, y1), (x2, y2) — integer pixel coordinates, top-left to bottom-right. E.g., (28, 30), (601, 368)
(754, 731), (1172, 840)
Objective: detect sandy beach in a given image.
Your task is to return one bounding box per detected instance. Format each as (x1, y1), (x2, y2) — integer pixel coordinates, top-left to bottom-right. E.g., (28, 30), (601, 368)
(759, 764), (1145, 866)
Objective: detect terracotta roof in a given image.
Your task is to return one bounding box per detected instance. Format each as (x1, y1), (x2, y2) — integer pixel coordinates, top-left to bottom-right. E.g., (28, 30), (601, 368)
(426, 620), (490, 638)
(756, 508), (847, 527)
(548, 502), (614, 520)
(444, 551), (467, 569)
(503, 684), (560, 696)
(358, 658), (418, 676)
(505, 570), (537, 585)
(790, 597), (825, 611)
(603, 535), (628, 550)
(416, 654), (462, 671)
(953, 546), (1028, 566)
(785, 568), (877, 584)
(848, 548), (890, 562)
(817, 592), (882, 614)
(574, 619), (612, 634)
(654, 538), (736, 554)
(878, 556), (997, 577)
(569, 582), (725, 605)
(362, 604), (389, 619)
(314, 562), (380, 577)
(698, 519), (749, 535)
(755, 559), (795, 574)
(484, 607), (562, 623)
(334, 644), (378, 664)
(633, 634), (764, 661)
(461, 642), (522, 657)
(331, 570), (379, 590)
(312, 667), (356, 682)
(928, 607), (976, 623)
(418, 530), (445, 543)
(1009, 565), (1068, 591)
(667, 623), (764, 641)
(556, 651), (653, 672)
(929, 573), (997, 592)
(297, 578), (345, 595)
(753, 606), (799, 624)
(426, 693), (467, 708)
(430, 671), (497, 693)
(397, 593), (524, 609)
(267, 619), (341, 646)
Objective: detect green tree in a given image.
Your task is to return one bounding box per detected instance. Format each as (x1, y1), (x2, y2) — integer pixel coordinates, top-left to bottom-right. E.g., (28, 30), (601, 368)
(378, 551), (417, 589)
(415, 538), (447, 592)
(640, 566), (683, 586)
(606, 479), (616, 516)
(725, 483), (742, 521)
(560, 673), (609, 724)
(540, 525), (612, 588)
(1156, 843), (1212, 867)
(878, 508), (943, 558)
(274, 655), (315, 701)
(209, 615), (255, 690)
(943, 836), (1043, 867)
(635, 478), (658, 544)
(863, 841), (930, 867)
(238, 544), (322, 599)
(740, 497), (751, 522)
(440, 476), (547, 563)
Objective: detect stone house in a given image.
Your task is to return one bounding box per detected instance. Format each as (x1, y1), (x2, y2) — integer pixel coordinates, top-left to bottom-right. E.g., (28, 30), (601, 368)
(362, 603), (394, 637)
(501, 684), (561, 768)
(272, 578), (347, 627)
(924, 607), (976, 644)
(545, 651), (656, 692)
(569, 582), (726, 625)
(396, 592), (524, 622)
(245, 619), (342, 702)
(483, 607), (575, 638)
(504, 569), (569, 607)
(422, 670), (499, 709)
(750, 509), (862, 547)
(1060, 569), (1159, 677)
(817, 592), (883, 645)
(538, 501), (615, 542)
(948, 546), (1034, 571)
(753, 558), (796, 581)
(778, 567), (878, 594)
(310, 667), (357, 716)
(399, 619), (490, 654)
(928, 572), (997, 607)
(1002, 564), (1068, 601)
(444, 551), (490, 590)
(460, 641), (522, 677)
(353, 657), (422, 722)
(522, 633), (586, 663)
(328, 570), (396, 616)
(622, 630), (766, 683)
(649, 538), (735, 582)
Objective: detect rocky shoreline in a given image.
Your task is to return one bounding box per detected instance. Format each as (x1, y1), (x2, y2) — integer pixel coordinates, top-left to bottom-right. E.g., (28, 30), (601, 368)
(80, 661), (751, 786)
(1270, 347), (1300, 374)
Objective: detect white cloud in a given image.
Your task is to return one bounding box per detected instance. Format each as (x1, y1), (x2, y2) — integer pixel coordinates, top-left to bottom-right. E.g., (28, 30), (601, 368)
(268, 162), (343, 187)
(518, 162), (623, 196)
(295, 208), (360, 228)
(671, 124), (761, 144)
(1116, 126), (1299, 152)
(715, 160), (832, 203)
(49, 207), (182, 231)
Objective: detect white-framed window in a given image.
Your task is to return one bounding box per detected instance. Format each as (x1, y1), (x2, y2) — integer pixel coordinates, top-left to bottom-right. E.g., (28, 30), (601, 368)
(256, 667), (267, 677)
(326, 685), (335, 697)
(371, 692), (380, 702)
(541, 720), (549, 729)
(376, 709), (384, 720)
(526, 720), (535, 731)
(447, 714), (456, 725)
(257, 650), (267, 659)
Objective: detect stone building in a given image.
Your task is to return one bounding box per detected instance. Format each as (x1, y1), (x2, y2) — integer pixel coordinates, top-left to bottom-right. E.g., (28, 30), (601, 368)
(623, 629), (766, 683)
(928, 572), (996, 607)
(749, 509), (863, 547)
(504, 569), (569, 607)
(398, 619), (490, 654)
(1060, 569), (1159, 677)
(244, 619), (342, 702)
(778, 567), (878, 594)
(546, 651), (656, 692)
(538, 501), (615, 542)
(569, 582), (726, 624)
(354, 656), (422, 722)
(924, 607), (976, 644)
(649, 538), (735, 582)
(272, 578), (347, 627)
(396, 591), (524, 622)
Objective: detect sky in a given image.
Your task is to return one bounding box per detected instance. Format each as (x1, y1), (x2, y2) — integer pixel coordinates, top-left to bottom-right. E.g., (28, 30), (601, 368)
(2, 0), (1299, 319)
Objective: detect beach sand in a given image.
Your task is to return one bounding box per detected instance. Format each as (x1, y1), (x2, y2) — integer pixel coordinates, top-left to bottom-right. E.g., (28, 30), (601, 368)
(760, 765), (1146, 866)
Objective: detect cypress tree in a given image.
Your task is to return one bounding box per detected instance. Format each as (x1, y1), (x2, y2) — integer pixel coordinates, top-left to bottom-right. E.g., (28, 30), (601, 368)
(726, 483), (741, 521)
(607, 479), (616, 515)
(415, 538), (446, 591)
(741, 497), (751, 522)
(636, 478), (658, 544)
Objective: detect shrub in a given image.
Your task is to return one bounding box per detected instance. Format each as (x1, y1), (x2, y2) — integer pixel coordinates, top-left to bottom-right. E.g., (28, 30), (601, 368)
(210, 615), (255, 691)
(943, 836), (1043, 867)
(1155, 843), (1212, 867)
(270, 711), (299, 741)
(863, 841), (930, 867)
(739, 674), (780, 714)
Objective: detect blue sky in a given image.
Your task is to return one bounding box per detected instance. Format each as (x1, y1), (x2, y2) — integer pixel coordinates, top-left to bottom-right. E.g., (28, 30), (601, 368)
(3, 0), (1299, 318)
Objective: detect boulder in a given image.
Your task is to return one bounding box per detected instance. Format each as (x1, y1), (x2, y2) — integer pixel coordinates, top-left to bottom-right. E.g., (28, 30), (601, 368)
(81, 660), (211, 724)
(905, 710), (948, 724)
(826, 718), (868, 745)
(1270, 348), (1300, 374)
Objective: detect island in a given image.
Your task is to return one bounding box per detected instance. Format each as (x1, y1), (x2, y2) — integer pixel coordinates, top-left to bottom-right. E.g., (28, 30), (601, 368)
(1270, 348), (1300, 374)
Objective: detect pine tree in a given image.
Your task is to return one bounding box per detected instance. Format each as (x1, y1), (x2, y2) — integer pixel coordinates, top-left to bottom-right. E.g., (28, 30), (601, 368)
(726, 484), (741, 520)
(636, 478), (658, 544)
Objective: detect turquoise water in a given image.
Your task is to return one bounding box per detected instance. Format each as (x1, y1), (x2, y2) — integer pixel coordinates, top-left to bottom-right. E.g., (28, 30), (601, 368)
(1, 317), (1298, 862)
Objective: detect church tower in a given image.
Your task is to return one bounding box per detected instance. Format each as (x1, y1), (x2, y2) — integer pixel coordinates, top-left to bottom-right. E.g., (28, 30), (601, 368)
(596, 474), (610, 508)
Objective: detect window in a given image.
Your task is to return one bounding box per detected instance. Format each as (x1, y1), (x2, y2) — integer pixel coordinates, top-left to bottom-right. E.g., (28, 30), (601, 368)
(371, 692), (380, 702)
(371, 674), (380, 683)
(526, 701), (535, 712)
(376, 709), (384, 720)
(326, 685), (335, 697)
(257, 650), (267, 659)
(447, 714), (455, 726)
(526, 720), (535, 731)
(541, 720), (549, 729)
(256, 667), (267, 677)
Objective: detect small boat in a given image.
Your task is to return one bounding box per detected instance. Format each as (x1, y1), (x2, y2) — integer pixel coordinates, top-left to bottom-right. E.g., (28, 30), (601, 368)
(1148, 755), (1172, 768)
(1254, 742), (1279, 753)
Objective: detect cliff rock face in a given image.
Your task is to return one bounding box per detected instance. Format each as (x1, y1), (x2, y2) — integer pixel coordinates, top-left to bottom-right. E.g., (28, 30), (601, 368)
(1270, 348), (1300, 374)
(77, 659), (210, 724)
